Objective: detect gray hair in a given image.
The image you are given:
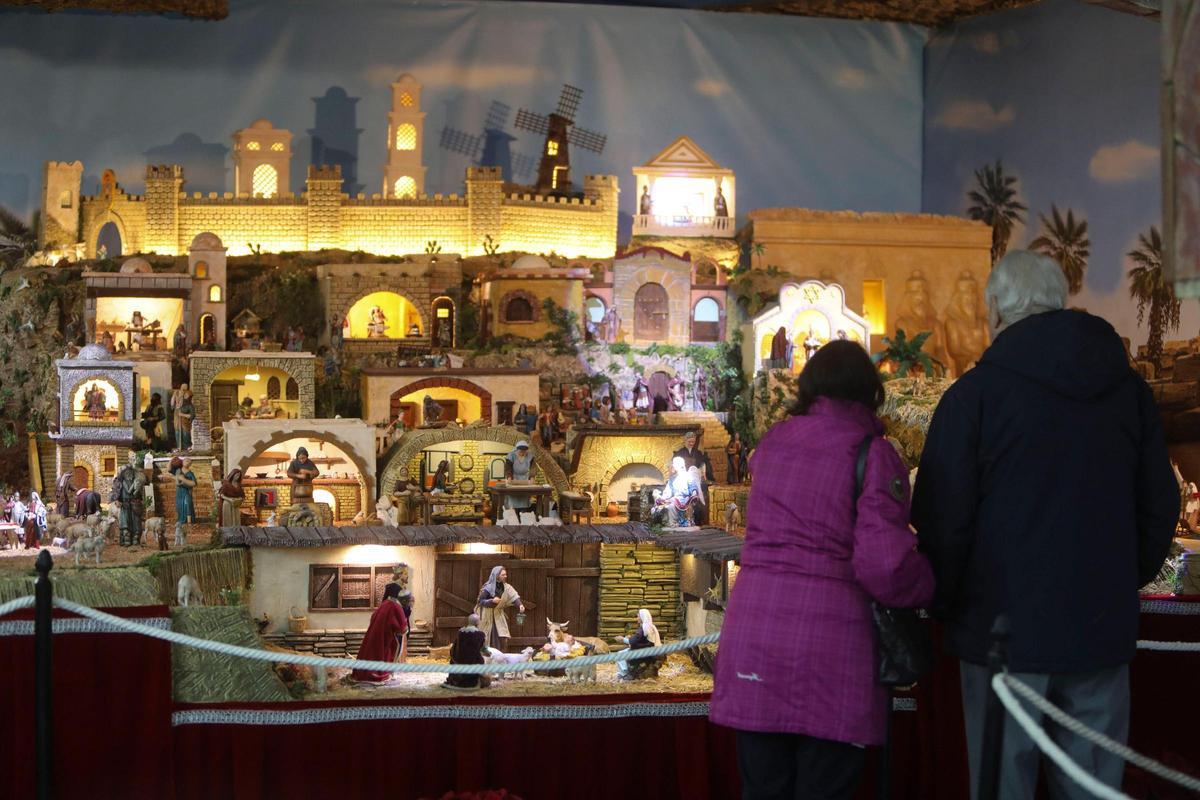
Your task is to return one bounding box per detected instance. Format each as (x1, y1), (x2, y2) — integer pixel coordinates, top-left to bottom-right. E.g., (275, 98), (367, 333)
(467, 613), (480, 627)
(985, 250), (1068, 329)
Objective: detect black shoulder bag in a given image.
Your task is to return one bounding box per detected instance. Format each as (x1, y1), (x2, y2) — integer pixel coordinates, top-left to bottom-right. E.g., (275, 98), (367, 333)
(855, 435), (934, 687)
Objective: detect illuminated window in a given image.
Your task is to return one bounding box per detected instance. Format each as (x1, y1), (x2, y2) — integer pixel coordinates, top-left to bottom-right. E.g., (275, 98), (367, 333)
(252, 164), (278, 197)
(862, 279), (886, 335)
(437, 307), (450, 319)
(393, 176), (416, 199)
(58, 190), (72, 209)
(195, 261), (208, 279)
(270, 142), (285, 152)
(400, 92), (414, 107)
(247, 141), (261, 151)
(547, 140), (559, 156)
(208, 285), (222, 303)
(552, 166), (567, 189)
(395, 123), (417, 151)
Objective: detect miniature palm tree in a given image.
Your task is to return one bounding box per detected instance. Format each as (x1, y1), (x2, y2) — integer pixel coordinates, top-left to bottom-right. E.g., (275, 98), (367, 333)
(1128, 226), (1180, 364)
(1029, 205), (1090, 295)
(872, 328), (940, 378)
(0, 206), (36, 268)
(967, 160), (1026, 264)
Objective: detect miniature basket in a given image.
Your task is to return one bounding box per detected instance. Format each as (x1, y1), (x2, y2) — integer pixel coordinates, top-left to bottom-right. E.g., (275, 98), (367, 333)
(288, 606), (308, 634)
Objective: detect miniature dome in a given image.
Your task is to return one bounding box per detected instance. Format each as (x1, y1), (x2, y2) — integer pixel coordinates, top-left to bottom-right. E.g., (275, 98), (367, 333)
(250, 118), (275, 130)
(395, 73), (417, 83)
(76, 344), (112, 361)
(119, 257), (153, 274)
(190, 232), (224, 251)
(511, 254), (551, 271)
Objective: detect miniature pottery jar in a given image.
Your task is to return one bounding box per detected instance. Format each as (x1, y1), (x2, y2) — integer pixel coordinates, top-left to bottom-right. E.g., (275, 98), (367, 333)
(606, 500), (619, 517)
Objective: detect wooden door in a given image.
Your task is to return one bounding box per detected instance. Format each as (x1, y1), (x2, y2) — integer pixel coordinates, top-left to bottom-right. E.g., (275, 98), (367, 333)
(548, 543), (600, 637)
(634, 282), (668, 339)
(72, 465), (90, 492)
(210, 380), (242, 424)
(433, 555), (486, 647)
(432, 552), (549, 649)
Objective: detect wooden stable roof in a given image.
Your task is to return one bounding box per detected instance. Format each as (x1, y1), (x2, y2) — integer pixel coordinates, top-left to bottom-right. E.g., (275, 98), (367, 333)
(220, 521), (745, 560)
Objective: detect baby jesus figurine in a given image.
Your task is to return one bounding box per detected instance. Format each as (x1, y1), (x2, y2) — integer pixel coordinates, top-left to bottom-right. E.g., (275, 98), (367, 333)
(653, 456), (704, 528)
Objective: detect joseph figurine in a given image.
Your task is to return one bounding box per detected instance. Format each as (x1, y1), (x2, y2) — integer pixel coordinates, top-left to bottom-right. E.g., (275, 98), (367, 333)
(110, 452), (147, 546)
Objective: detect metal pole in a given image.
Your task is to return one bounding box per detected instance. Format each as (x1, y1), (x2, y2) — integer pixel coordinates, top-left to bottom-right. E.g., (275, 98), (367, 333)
(977, 614), (1011, 800)
(34, 548), (54, 800)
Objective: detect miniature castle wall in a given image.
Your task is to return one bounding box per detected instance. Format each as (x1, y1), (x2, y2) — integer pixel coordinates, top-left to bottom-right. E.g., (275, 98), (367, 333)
(70, 164), (619, 259)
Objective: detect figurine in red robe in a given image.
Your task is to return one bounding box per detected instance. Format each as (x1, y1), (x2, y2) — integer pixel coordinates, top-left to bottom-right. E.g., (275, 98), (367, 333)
(352, 583), (409, 683)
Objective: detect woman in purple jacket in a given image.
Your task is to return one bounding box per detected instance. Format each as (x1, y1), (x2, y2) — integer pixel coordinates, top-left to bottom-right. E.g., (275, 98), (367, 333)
(710, 340), (935, 800)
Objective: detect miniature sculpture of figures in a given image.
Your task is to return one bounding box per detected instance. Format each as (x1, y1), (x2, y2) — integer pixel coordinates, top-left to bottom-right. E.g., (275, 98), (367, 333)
(537, 408), (556, 447)
(504, 441), (535, 512)
(726, 431), (744, 484)
(714, 183), (728, 217)
(111, 452), (147, 547)
(639, 185), (652, 215)
(284, 327), (300, 352)
(367, 306), (389, 338)
(218, 469), (244, 528)
(435, 315), (451, 348)
(616, 608), (662, 680)
(893, 269), (949, 372)
(84, 382), (107, 419)
(423, 394), (442, 425)
(634, 375), (651, 414)
(803, 328), (822, 363)
(287, 447), (320, 505)
(173, 324), (188, 357)
(769, 326), (793, 371)
(430, 460), (450, 493)
(172, 385), (195, 450)
(443, 613), (489, 690)
(695, 371), (709, 411)
(376, 494), (399, 527)
(75, 487), (101, 517)
(330, 318), (344, 350)
(605, 305), (621, 344)
(100, 330), (115, 353)
(668, 375), (686, 412)
(943, 271), (991, 376)
(476, 565), (525, 650)
(514, 404), (536, 436)
(54, 472), (74, 517)
(140, 393), (165, 444)
(8, 491), (26, 528)
(171, 456), (197, 527)
(674, 430), (714, 524)
(130, 310), (146, 348)
(654, 457), (704, 527)
(254, 394), (275, 419)
(725, 502), (742, 534)
(352, 582), (409, 683)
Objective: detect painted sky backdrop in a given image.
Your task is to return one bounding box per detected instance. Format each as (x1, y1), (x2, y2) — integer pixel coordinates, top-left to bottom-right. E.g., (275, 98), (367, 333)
(923, 0), (1190, 347)
(0, 0), (925, 239)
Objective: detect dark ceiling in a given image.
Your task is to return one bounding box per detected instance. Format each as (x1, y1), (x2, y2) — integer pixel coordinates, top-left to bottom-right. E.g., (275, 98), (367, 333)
(0, 0), (1160, 25)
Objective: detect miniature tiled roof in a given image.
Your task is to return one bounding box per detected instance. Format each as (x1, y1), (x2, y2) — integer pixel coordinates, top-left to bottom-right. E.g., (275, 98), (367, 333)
(220, 522), (744, 560)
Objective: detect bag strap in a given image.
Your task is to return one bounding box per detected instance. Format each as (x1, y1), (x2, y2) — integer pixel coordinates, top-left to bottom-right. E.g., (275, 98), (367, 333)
(854, 434), (873, 500)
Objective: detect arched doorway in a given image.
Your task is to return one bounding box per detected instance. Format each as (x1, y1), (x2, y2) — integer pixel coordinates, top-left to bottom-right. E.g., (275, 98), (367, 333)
(431, 297), (455, 348)
(198, 313), (215, 346)
(634, 282), (668, 339)
(345, 291), (421, 339)
(96, 222), (122, 258)
(389, 377), (494, 426)
(72, 464), (92, 492)
(237, 434), (370, 524)
(606, 463), (664, 507)
(692, 297), (721, 342)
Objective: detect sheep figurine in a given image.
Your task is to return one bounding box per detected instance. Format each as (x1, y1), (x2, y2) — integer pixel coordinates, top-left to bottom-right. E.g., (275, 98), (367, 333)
(144, 517), (166, 551)
(725, 502), (741, 534)
(177, 574), (203, 607)
(484, 646), (535, 680)
(72, 529), (105, 566)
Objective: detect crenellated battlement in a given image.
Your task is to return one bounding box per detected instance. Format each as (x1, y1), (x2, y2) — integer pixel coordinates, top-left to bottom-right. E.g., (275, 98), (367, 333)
(466, 166), (503, 181)
(307, 164), (343, 181)
(145, 164), (184, 181)
(504, 193), (600, 208)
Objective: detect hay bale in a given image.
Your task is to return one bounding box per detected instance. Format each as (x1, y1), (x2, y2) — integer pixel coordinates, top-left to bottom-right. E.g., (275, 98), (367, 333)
(171, 605), (291, 703)
(0, 566), (161, 607)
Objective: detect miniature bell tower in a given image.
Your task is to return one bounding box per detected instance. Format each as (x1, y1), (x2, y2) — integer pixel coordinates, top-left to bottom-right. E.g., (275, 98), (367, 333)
(383, 74), (426, 199)
(232, 119), (292, 198)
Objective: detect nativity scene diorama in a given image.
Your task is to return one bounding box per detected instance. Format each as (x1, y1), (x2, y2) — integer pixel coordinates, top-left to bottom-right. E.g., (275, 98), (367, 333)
(1, 64), (1192, 710)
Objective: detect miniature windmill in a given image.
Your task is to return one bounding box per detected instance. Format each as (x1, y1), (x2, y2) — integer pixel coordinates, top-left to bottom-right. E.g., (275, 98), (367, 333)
(439, 100), (538, 182)
(514, 84), (607, 195)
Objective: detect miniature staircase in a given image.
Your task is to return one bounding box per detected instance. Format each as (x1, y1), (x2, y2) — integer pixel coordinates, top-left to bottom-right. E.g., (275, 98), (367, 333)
(35, 434), (58, 496)
(655, 411), (731, 484)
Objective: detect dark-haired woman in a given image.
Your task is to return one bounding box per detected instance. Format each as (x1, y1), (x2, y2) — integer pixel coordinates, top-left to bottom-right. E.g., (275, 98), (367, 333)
(710, 339), (934, 800)
(353, 582), (409, 683)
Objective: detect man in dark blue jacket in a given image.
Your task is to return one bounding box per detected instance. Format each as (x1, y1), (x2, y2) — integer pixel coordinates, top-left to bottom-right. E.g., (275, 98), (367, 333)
(912, 250), (1177, 799)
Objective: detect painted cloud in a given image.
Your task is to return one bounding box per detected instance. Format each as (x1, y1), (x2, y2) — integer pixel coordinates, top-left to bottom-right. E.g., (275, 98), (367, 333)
(833, 67), (870, 90)
(932, 100), (1015, 131)
(1089, 139), (1158, 183)
(693, 78), (730, 97)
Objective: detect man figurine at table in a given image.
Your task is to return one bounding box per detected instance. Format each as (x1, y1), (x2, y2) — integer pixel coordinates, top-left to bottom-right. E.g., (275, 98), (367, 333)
(673, 430), (714, 525)
(287, 447), (320, 506)
(110, 452), (147, 546)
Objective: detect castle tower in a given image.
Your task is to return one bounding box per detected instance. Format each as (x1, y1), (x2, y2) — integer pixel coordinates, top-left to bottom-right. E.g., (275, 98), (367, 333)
(144, 164), (183, 254)
(188, 232), (228, 350)
(232, 119), (292, 197)
(40, 161), (83, 249)
(466, 166), (503, 255)
(383, 74), (427, 199)
(306, 165), (343, 251)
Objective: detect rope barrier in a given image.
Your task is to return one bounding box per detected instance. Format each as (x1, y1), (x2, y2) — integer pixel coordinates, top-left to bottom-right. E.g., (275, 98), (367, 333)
(993, 673), (1200, 797)
(0, 595), (35, 618)
(51, 597), (719, 675)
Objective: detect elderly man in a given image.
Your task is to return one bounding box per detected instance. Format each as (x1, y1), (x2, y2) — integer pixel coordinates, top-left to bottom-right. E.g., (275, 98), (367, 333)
(911, 251), (1177, 799)
(673, 430), (714, 525)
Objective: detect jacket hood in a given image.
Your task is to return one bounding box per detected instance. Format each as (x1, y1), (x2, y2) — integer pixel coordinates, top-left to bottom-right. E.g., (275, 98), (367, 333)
(978, 310), (1132, 401)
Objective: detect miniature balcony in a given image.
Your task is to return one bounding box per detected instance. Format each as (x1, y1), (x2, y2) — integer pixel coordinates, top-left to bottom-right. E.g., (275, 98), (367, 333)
(633, 214), (736, 239)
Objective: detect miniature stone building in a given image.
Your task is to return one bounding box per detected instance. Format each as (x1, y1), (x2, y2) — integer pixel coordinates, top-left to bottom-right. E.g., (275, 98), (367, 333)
(51, 344), (136, 495)
(232, 119), (293, 198)
(360, 367), (539, 429)
(632, 135), (736, 239)
(611, 246), (701, 346)
(190, 351), (317, 450)
(384, 74), (426, 198)
(477, 254), (587, 341)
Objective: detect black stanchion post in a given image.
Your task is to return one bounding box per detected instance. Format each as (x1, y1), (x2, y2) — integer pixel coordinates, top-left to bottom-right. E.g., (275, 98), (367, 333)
(977, 614), (1011, 800)
(34, 549), (54, 800)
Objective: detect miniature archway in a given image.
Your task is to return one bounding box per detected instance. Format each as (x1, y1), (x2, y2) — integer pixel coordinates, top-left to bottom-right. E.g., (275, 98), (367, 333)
(198, 313), (215, 345)
(379, 425), (569, 501)
(233, 429), (375, 517)
(431, 296), (455, 348)
(67, 376), (123, 423)
(388, 377), (493, 426)
(342, 289), (427, 340)
(692, 297), (721, 342)
(89, 211), (128, 258)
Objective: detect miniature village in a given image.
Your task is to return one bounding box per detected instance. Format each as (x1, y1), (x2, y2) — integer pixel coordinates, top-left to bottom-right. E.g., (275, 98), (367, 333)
(0, 72), (1194, 708)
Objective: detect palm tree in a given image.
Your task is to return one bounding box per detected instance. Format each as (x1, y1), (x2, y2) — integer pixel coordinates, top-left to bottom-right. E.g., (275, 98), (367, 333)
(1128, 226), (1180, 364)
(1029, 205), (1090, 294)
(0, 205), (36, 269)
(967, 160), (1026, 264)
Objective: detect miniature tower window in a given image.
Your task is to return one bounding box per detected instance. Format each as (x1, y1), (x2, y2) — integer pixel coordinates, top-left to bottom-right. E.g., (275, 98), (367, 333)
(59, 190), (72, 208)
(209, 285), (223, 303)
(195, 261), (208, 279)
(384, 74), (426, 197)
(188, 232), (228, 350)
(199, 313), (215, 345)
(268, 376), (281, 400)
(547, 140), (559, 156)
(232, 119), (292, 197)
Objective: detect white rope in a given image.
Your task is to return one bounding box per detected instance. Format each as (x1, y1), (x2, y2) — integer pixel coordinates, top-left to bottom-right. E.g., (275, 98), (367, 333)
(995, 673), (1200, 796)
(52, 597), (719, 675)
(0, 595), (36, 617)
(991, 674), (1131, 800)
(1136, 640), (1200, 652)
